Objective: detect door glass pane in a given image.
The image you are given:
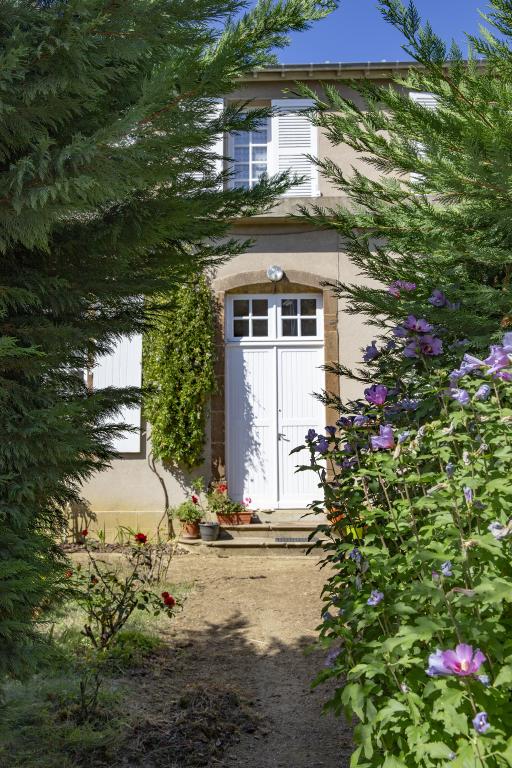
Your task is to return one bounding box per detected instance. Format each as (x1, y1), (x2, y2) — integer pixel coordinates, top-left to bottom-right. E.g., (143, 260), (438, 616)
(301, 298), (317, 316)
(281, 299), (297, 317)
(252, 299), (268, 316)
(252, 319), (268, 337)
(233, 319), (249, 337)
(301, 318), (317, 336)
(282, 318), (298, 336)
(233, 300), (250, 317)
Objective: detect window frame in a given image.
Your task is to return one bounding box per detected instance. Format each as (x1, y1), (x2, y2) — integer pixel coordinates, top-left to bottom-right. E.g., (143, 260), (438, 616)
(228, 113), (271, 191)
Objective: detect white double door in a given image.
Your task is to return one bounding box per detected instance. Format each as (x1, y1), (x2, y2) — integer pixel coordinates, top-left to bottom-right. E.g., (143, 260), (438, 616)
(226, 338), (325, 510)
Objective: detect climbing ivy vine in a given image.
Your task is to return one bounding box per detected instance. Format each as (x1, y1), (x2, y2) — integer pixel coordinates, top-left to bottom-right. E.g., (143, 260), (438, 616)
(143, 274), (217, 468)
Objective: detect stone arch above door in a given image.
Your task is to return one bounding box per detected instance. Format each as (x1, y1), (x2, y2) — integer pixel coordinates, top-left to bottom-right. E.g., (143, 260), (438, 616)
(211, 270), (340, 485)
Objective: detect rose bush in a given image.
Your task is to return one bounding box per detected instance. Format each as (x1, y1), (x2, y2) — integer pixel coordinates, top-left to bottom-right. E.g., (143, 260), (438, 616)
(299, 317), (512, 766)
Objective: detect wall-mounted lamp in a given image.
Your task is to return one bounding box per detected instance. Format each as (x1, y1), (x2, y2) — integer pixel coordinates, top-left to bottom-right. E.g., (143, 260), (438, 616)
(266, 265), (284, 282)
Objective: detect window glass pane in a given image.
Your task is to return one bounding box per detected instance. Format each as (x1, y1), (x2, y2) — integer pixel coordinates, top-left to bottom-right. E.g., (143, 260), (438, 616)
(233, 319), (249, 337)
(281, 298), (298, 317)
(252, 299), (268, 317)
(233, 300), (250, 317)
(252, 164), (267, 180)
(252, 319), (268, 337)
(282, 318), (298, 336)
(301, 318), (317, 336)
(234, 164), (250, 180)
(233, 131), (249, 145)
(251, 121), (268, 143)
(234, 147), (249, 162)
(233, 180), (249, 189)
(301, 298), (317, 316)
(252, 146), (267, 162)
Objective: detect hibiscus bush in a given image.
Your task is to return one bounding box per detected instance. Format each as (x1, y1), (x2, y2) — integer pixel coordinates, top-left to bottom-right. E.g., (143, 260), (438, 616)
(301, 321), (512, 766)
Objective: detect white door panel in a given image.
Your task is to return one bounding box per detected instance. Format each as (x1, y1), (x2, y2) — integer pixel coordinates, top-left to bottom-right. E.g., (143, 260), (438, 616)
(226, 346), (278, 508)
(277, 346), (324, 507)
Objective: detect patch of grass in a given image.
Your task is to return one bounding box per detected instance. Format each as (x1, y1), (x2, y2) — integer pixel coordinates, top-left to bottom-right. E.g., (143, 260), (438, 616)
(0, 675), (125, 768)
(107, 630), (163, 670)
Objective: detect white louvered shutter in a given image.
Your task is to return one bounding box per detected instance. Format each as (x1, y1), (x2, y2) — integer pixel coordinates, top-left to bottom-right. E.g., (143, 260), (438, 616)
(93, 335), (143, 453)
(270, 99), (318, 197)
(409, 92), (438, 183)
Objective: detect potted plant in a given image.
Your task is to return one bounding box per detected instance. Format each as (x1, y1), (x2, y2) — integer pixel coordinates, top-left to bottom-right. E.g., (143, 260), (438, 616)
(169, 498), (203, 539)
(188, 479), (220, 541)
(207, 483), (253, 526)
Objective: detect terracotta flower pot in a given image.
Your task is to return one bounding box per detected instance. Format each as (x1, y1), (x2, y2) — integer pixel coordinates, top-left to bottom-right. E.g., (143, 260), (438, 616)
(182, 521), (200, 539)
(216, 511), (253, 526)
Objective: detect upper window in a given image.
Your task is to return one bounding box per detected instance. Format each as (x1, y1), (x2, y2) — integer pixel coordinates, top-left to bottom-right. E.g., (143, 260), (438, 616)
(227, 295), (322, 342)
(232, 118), (269, 190)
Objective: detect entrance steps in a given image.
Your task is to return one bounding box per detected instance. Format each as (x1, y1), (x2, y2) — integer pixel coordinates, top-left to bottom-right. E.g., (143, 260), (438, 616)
(180, 520), (329, 557)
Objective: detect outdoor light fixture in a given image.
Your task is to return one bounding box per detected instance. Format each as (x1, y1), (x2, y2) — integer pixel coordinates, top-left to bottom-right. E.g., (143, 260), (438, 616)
(266, 265), (284, 282)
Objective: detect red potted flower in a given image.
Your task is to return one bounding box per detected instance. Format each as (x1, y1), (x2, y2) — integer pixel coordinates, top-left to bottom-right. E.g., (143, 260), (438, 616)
(207, 483), (253, 526)
(169, 498), (203, 539)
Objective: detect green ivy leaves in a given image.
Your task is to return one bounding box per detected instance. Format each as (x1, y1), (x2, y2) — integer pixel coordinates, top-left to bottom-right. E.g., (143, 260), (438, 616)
(143, 274), (216, 468)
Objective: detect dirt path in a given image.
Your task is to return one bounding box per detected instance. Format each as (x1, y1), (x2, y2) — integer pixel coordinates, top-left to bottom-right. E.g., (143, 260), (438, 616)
(165, 553), (352, 768)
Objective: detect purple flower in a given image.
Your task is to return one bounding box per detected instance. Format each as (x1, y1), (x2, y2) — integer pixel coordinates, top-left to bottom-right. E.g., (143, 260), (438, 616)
(363, 341), (379, 362)
(337, 417), (353, 429)
(478, 674), (490, 686)
(398, 398), (420, 411)
(398, 430), (411, 444)
(450, 388), (470, 406)
(427, 644), (486, 677)
(462, 353), (485, 372)
(463, 486), (473, 505)
(322, 611), (333, 621)
(353, 415), (370, 427)
(472, 712), (490, 734)
(497, 370), (512, 382)
(367, 590), (384, 606)
(441, 561), (453, 577)
(364, 384), (388, 406)
(404, 335), (443, 358)
(404, 315), (433, 334)
(341, 457), (358, 471)
(370, 425), (395, 451)
(428, 289), (448, 308)
(324, 647), (341, 668)
(349, 547), (362, 564)
(388, 280), (416, 297)
(474, 384), (491, 401)
(488, 521), (510, 540)
(446, 462), (455, 478)
(393, 324), (409, 338)
(325, 425), (337, 437)
(306, 428), (317, 442)
(386, 339), (397, 351)
(316, 438), (329, 455)
(484, 345), (511, 375)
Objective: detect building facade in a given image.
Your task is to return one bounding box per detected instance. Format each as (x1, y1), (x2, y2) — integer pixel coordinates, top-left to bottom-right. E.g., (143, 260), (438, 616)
(81, 62), (422, 536)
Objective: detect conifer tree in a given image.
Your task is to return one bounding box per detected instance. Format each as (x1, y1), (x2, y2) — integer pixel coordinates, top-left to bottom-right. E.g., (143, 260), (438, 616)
(0, 0), (335, 678)
(299, 0), (512, 408)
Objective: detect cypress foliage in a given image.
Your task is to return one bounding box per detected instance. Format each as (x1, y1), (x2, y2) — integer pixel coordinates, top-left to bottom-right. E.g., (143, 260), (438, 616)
(0, 0), (335, 678)
(298, 0), (512, 408)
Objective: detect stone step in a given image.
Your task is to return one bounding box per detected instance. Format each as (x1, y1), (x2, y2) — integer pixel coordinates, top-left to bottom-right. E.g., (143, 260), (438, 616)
(179, 536), (327, 557)
(252, 509), (327, 524)
(217, 523), (325, 540)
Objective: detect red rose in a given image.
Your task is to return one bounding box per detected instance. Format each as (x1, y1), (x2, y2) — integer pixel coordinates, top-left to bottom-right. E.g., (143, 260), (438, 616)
(218, 483), (228, 494)
(81, 529), (88, 537)
(134, 532), (147, 544)
(64, 569), (73, 578)
(161, 591), (176, 608)
(191, 495), (199, 505)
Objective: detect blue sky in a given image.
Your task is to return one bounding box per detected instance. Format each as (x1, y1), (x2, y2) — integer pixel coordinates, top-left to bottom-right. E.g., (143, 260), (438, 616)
(272, 0), (492, 64)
